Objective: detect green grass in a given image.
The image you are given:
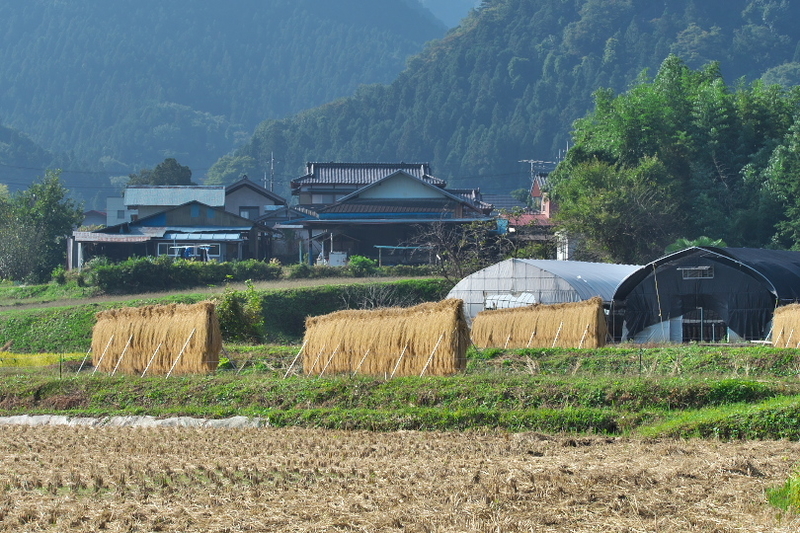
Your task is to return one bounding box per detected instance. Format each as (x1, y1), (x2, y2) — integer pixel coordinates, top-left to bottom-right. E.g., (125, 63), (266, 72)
(767, 471), (800, 513)
(2, 280), (800, 438)
(0, 280), (100, 306)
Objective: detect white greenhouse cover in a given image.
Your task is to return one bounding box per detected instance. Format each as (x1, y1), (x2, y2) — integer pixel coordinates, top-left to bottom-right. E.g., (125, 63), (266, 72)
(447, 258), (640, 322)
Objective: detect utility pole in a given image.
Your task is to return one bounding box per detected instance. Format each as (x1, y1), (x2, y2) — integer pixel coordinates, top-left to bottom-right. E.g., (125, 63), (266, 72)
(270, 151), (275, 192)
(264, 152), (277, 191)
(518, 159), (556, 183)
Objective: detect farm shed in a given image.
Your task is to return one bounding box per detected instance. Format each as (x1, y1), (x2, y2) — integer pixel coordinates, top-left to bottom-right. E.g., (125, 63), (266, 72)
(446, 259), (640, 323)
(613, 247), (800, 343)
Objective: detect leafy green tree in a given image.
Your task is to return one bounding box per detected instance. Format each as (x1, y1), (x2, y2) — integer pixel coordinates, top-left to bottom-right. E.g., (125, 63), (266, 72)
(551, 157), (678, 263)
(0, 170), (84, 282)
(128, 158), (194, 186)
(665, 236), (728, 253)
(551, 55), (800, 261)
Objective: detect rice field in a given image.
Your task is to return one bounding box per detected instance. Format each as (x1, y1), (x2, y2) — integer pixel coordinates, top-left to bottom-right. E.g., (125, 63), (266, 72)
(0, 425), (798, 532)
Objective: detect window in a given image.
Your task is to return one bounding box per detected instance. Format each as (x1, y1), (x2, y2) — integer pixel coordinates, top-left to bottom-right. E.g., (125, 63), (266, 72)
(116, 210), (126, 219)
(679, 266), (714, 280)
(311, 193), (335, 204)
(239, 206), (259, 220)
(191, 204), (200, 217)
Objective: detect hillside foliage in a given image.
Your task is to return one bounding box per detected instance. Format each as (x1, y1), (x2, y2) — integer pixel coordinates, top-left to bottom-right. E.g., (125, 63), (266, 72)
(217, 0), (800, 195)
(0, 0), (444, 199)
(549, 56), (800, 263)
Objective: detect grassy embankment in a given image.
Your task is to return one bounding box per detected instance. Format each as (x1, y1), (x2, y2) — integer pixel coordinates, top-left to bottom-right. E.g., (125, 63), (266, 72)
(1, 277), (800, 440)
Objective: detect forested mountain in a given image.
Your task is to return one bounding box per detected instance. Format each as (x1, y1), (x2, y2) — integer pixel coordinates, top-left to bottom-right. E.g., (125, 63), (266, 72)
(417, 0), (480, 27)
(216, 0), (800, 194)
(0, 0), (445, 199)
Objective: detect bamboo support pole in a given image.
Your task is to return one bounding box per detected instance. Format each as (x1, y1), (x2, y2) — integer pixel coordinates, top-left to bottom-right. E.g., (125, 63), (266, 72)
(353, 349), (371, 376)
(578, 324), (590, 349)
(525, 329), (536, 349)
(420, 332), (445, 377)
(318, 344), (341, 378)
(786, 328), (795, 349)
(306, 344), (326, 375)
(76, 346), (94, 375)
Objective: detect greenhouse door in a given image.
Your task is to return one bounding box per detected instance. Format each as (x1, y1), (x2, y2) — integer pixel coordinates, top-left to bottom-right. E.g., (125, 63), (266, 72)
(682, 308), (726, 342)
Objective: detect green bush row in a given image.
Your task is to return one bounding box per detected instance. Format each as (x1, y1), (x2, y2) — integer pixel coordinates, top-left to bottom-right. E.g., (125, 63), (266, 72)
(87, 256), (282, 293)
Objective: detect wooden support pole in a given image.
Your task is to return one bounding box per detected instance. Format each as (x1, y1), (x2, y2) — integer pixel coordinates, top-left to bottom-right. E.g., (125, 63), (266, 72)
(91, 335), (116, 376)
(283, 340), (307, 379)
(390, 344), (409, 379)
(420, 333), (445, 377)
(786, 328), (795, 349)
(167, 328), (196, 378)
(552, 321), (563, 348)
(111, 334), (134, 376)
(141, 341), (163, 378)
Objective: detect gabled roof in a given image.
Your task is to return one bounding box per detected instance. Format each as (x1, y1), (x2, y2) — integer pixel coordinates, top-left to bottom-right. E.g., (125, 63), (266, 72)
(291, 162), (445, 188)
(93, 201), (268, 235)
(325, 170), (483, 213)
(225, 176), (287, 205)
(124, 185), (225, 207)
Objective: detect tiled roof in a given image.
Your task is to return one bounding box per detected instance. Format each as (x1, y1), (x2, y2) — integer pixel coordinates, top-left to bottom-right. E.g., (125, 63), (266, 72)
(292, 162), (445, 187)
(482, 194), (527, 212)
(320, 200), (456, 215)
(124, 186), (225, 207)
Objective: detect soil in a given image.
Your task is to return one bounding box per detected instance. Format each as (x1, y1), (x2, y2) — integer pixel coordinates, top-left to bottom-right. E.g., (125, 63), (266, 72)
(0, 426), (797, 532)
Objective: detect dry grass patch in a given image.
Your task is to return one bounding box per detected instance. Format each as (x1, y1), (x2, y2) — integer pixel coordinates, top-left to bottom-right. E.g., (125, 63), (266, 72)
(0, 426), (798, 532)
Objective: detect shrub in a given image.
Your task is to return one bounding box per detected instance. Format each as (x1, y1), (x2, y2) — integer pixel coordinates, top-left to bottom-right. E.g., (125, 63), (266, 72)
(50, 266), (67, 284)
(347, 255), (377, 277)
(231, 259), (282, 281)
(286, 262), (312, 279)
(215, 281), (265, 343)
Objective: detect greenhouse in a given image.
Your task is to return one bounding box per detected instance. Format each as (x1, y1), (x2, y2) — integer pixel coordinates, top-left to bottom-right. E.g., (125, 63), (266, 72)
(613, 247), (800, 343)
(446, 258), (640, 323)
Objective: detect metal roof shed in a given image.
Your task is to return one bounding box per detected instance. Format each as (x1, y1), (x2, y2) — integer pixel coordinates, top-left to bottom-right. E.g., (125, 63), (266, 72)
(447, 258), (640, 323)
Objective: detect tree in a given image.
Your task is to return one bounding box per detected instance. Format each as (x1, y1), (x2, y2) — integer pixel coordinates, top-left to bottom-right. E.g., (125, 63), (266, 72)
(0, 170), (84, 282)
(664, 236), (728, 253)
(406, 220), (514, 283)
(128, 158), (194, 186)
(550, 157), (679, 264)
